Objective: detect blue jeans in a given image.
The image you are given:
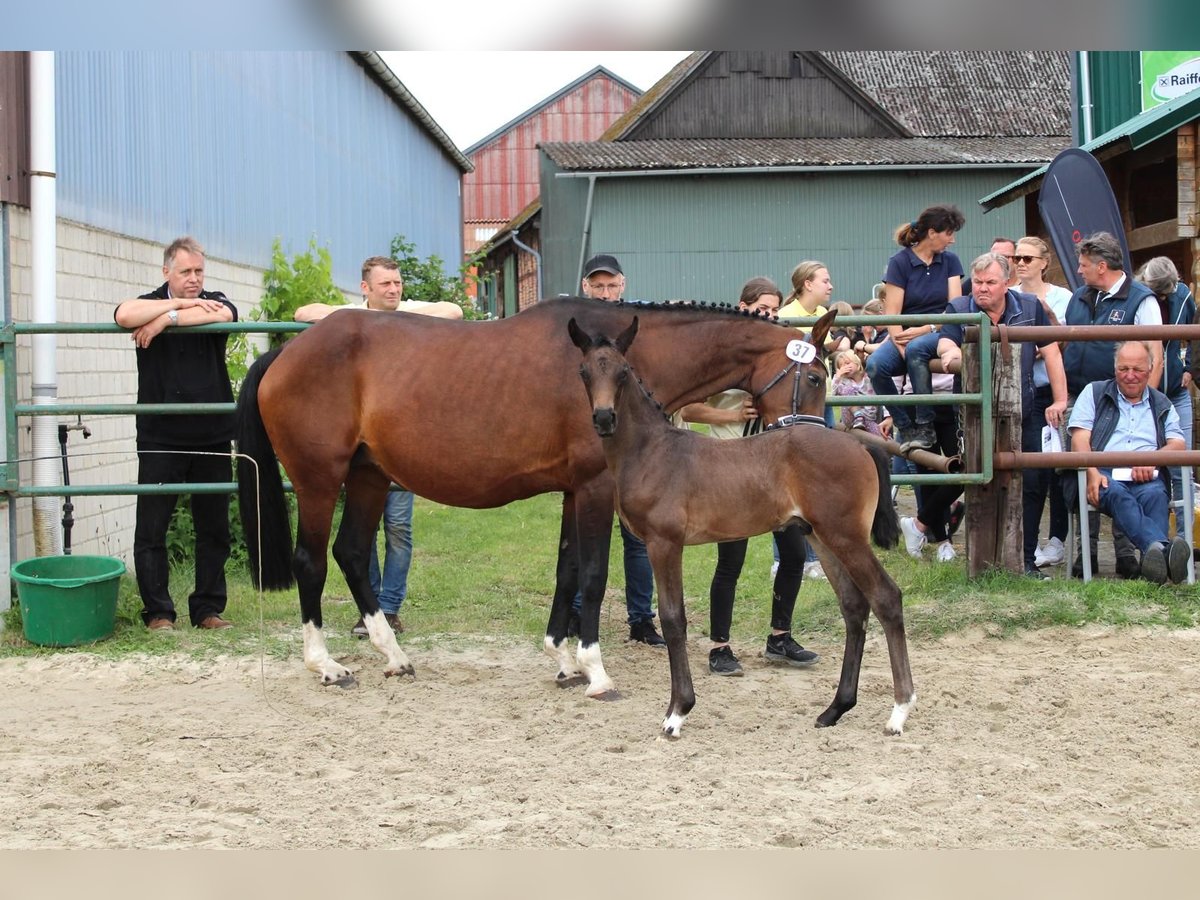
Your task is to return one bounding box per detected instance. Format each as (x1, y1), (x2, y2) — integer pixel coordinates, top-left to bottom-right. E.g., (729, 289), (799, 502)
(866, 334), (941, 432)
(1095, 471), (1169, 553)
(368, 488), (413, 615)
(572, 521), (656, 624)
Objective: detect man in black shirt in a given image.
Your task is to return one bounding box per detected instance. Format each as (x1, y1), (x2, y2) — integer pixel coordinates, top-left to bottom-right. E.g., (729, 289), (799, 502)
(114, 236), (237, 631)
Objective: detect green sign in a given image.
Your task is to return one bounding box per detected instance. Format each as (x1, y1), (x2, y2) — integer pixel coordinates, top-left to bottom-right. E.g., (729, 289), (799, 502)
(1142, 50), (1200, 110)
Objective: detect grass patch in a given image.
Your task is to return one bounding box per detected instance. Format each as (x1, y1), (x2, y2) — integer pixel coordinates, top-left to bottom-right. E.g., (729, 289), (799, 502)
(3, 492), (1198, 660)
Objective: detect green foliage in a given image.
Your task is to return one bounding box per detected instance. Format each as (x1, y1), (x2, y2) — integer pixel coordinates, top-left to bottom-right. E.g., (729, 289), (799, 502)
(259, 236), (344, 340)
(390, 233), (488, 320)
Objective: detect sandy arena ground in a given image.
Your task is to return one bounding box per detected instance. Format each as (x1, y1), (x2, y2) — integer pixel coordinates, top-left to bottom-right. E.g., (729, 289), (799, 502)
(2, 623), (1199, 849)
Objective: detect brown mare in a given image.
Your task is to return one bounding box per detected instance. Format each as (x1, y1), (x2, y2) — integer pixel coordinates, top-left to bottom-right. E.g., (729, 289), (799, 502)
(568, 315), (916, 737)
(235, 298), (823, 693)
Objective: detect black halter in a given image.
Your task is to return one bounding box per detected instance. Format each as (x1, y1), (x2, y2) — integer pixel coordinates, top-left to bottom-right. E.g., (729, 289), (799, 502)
(750, 359), (827, 432)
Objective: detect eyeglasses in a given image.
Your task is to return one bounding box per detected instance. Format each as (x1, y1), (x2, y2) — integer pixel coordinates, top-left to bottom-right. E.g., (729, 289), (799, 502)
(1013, 255), (1043, 265)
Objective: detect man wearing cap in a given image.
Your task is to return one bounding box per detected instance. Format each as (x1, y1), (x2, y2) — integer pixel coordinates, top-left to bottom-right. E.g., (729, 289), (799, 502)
(574, 253), (665, 646)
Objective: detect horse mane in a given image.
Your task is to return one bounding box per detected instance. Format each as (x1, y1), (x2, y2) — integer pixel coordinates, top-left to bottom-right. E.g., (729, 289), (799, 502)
(551, 296), (790, 328)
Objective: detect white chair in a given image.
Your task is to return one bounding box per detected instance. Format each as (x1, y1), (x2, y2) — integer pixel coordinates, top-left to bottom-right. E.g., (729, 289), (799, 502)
(1068, 466), (1195, 584)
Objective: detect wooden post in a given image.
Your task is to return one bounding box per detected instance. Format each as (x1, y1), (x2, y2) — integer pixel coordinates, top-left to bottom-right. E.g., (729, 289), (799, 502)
(964, 332), (1024, 576)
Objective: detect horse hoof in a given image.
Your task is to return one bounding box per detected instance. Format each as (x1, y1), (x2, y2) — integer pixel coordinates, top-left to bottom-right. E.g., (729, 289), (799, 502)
(323, 673), (357, 689)
(588, 689), (622, 702)
(555, 673), (587, 689)
(385, 664), (416, 679)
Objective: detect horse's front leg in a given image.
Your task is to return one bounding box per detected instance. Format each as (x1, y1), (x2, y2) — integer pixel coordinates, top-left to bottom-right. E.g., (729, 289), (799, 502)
(570, 475), (618, 699)
(543, 492), (586, 685)
(646, 539), (693, 737)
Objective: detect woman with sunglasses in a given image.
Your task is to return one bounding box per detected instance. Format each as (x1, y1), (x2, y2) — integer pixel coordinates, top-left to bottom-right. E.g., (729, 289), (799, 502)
(1014, 236), (1073, 574)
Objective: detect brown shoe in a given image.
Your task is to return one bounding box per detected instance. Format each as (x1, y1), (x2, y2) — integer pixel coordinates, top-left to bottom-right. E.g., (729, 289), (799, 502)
(197, 615), (233, 630)
(384, 613), (405, 634)
(147, 617), (174, 632)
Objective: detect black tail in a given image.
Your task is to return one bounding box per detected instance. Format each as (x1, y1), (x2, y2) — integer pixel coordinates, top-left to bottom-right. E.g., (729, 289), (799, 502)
(235, 347), (294, 590)
(868, 444), (900, 549)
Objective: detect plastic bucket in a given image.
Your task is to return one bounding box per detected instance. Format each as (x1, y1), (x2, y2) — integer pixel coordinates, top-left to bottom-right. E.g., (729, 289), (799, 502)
(11, 555), (125, 647)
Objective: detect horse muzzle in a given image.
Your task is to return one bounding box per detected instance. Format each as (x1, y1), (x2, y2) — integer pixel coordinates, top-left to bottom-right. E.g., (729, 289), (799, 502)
(592, 408), (617, 437)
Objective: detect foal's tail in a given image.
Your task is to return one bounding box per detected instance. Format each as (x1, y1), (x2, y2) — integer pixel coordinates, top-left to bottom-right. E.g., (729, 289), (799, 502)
(236, 347), (295, 590)
(868, 444), (900, 549)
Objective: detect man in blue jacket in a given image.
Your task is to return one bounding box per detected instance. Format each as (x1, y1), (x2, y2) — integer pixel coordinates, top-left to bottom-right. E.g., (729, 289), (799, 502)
(1067, 340), (1189, 584)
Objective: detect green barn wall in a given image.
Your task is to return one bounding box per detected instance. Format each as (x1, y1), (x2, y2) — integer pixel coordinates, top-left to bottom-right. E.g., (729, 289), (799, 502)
(542, 169), (1035, 305)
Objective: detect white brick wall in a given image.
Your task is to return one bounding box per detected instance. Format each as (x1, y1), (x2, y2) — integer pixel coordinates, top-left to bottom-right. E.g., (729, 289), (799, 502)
(5, 213), (272, 565)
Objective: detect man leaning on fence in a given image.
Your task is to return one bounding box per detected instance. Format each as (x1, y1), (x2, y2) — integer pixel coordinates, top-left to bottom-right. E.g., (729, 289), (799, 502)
(1067, 340), (1189, 585)
(114, 236), (238, 631)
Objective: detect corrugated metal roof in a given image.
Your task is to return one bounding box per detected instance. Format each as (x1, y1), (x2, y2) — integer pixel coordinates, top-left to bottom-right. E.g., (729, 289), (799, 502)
(819, 51), (1071, 138)
(541, 136), (1070, 171)
(979, 88), (1200, 210)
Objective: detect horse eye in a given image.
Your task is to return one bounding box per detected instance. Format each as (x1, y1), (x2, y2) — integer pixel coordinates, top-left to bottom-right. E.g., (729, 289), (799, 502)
(806, 371), (822, 386)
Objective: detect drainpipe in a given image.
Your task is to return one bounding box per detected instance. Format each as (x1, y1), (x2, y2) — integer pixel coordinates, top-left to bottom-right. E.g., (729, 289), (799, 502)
(30, 51), (62, 556)
(510, 231), (542, 302)
(574, 175), (597, 290)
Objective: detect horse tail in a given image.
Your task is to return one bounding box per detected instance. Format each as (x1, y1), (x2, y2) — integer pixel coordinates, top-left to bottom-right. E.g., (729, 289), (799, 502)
(236, 346), (295, 590)
(868, 443), (900, 550)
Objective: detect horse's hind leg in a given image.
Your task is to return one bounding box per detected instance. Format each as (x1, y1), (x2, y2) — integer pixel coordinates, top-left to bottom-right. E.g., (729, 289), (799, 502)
(292, 485), (355, 686)
(812, 545), (869, 729)
(332, 465), (414, 679)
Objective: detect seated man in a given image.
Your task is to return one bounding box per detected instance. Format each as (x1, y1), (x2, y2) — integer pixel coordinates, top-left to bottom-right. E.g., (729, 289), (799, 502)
(1067, 340), (1189, 584)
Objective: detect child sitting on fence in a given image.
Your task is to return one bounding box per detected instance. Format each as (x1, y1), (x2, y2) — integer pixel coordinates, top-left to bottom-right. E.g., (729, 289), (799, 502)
(832, 349), (886, 436)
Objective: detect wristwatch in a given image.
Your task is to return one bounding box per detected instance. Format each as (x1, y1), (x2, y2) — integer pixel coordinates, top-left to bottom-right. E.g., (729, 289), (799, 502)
(166, 309), (179, 325)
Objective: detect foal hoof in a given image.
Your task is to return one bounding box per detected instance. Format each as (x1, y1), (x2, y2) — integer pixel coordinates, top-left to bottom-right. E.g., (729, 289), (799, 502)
(323, 673), (357, 690)
(555, 672), (587, 689)
(588, 689), (623, 702)
(385, 664), (416, 679)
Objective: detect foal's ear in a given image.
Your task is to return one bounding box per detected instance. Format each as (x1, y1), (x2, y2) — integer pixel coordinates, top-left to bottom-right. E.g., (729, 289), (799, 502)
(810, 308), (837, 357)
(567, 317), (592, 353)
(615, 316), (639, 354)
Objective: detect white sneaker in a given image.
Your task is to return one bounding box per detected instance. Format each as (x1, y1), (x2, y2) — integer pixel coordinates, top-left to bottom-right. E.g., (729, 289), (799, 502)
(900, 516), (927, 558)
(770, 561), (780, 578)
(936, 541), (957, 562)
(803, 560), (826, 581)
(1035, 536), (1065, 567)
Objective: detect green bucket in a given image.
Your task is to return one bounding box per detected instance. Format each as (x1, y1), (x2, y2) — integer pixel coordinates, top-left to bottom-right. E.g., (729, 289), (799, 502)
(11, 555), (125, 647)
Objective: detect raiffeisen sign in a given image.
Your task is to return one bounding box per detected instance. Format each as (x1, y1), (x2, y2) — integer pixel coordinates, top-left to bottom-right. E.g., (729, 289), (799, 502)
(1142, 51), (1200, 109)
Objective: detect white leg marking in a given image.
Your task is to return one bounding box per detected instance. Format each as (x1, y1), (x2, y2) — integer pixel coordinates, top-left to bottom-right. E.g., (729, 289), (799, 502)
(576, 642), (615, 697)
(885, 692), (917, 735)
(662, 712), (687, 738)
(365, 611), (413, 677)
(544, 635), (581, 678)
(302, 622), (352, 684)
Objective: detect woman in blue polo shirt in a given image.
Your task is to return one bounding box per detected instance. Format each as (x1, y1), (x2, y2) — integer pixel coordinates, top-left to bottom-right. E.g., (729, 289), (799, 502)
(865, 204), (966, 451)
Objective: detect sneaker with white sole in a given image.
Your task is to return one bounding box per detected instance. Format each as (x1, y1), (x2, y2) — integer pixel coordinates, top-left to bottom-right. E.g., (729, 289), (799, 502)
(1035, 536), (1065, 568)
(936, 541), (957, 562)
(803, 560), (826, 581)
(900, 516), (927, 558)
(770, 561), (779, 578)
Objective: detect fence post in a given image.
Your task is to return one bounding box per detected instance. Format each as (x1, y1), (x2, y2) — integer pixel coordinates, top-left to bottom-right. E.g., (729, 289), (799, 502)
(964, 334), (1024, 575)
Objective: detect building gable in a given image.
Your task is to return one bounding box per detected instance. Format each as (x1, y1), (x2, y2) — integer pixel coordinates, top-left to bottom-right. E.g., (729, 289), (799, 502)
(622, 51), (907, 141)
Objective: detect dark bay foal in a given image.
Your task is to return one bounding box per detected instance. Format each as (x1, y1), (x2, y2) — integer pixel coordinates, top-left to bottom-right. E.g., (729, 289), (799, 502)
(569, 316), (916, 738)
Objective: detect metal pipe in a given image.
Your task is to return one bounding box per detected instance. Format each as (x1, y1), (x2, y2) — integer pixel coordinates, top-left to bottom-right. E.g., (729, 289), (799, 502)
(996, 450), (1200, 470)
(1079, 51), (1094, 144)
(835, 425), (962, 474)
(510, 230), (542, 302)
(29, 51), (61, 557)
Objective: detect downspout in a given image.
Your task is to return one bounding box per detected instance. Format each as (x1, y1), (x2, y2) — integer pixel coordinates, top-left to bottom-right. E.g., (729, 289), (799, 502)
(509, 231), (542, 302)
(575, 174), (597, 290)
(29, 52), (62, 556)
(1079, 51), (1094, 144)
